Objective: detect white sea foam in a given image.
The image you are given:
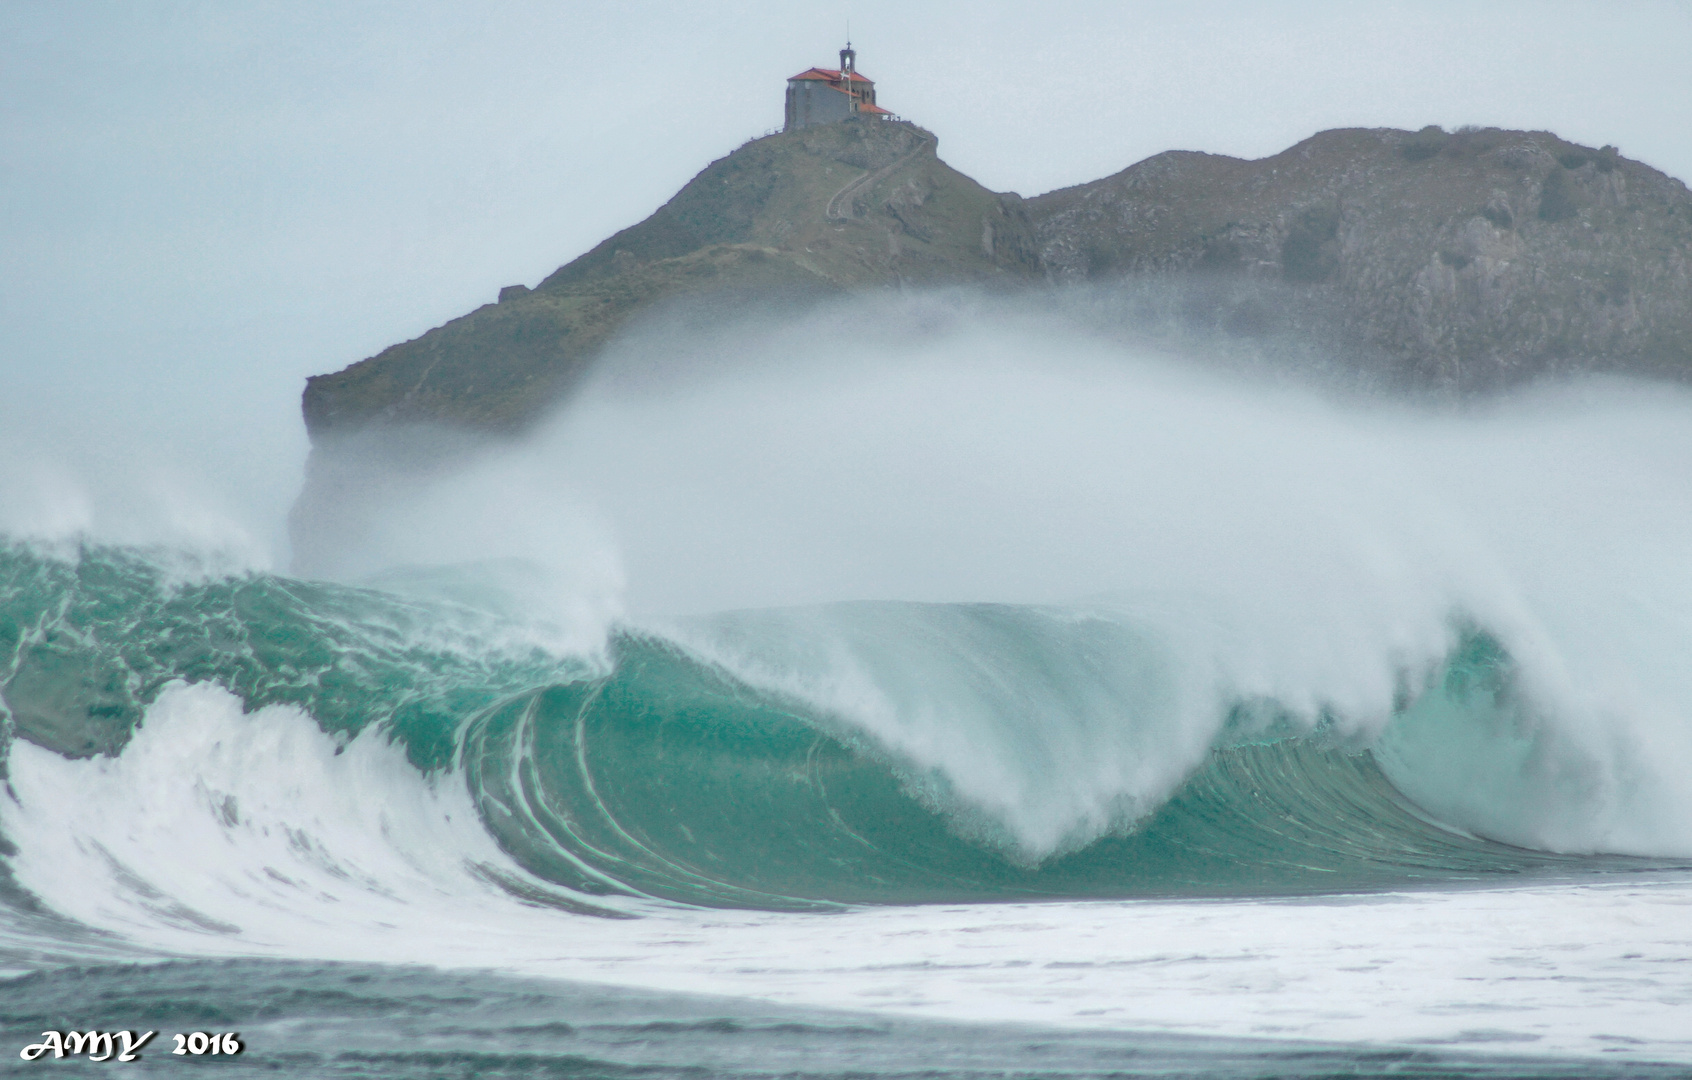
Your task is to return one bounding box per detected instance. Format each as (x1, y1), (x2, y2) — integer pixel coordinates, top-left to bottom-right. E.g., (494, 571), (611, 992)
(0, 681), (646, 959)
(3, 679), (1691, 1064)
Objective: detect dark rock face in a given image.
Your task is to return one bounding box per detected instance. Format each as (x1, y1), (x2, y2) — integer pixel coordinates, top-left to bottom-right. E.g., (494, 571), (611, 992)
(1027, 127), (1692, 393)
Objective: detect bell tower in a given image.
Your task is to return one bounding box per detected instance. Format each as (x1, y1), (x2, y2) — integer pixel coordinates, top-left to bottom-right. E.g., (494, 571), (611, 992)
(839, 42), (857, 112)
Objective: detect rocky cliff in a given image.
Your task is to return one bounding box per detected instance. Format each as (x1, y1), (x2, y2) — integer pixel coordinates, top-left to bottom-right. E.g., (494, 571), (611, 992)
(1030, 126), (1692, 392)
(302, 118), (1037, 437)
(301, 123), (1692, 442)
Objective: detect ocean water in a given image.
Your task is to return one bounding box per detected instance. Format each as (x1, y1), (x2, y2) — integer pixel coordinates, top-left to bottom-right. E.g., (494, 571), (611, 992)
(3, 308), (1692, 1076)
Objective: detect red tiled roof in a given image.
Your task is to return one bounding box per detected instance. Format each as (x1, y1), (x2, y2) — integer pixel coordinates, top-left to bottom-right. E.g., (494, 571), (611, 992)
(788, 67), (873, 84)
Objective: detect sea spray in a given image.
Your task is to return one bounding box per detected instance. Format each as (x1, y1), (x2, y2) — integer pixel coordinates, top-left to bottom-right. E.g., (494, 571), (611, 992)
(5, 297), (1692, 925)
(286, 302), (1692, 863)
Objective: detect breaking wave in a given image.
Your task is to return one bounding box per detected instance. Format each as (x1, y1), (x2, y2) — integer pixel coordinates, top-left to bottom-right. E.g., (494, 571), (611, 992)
(6, 308), (1692, 949)
(1, 539), (1685, 942)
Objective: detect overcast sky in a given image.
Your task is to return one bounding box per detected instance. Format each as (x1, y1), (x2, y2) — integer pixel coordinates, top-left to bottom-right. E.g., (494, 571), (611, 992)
(3, 0), (1691, 541)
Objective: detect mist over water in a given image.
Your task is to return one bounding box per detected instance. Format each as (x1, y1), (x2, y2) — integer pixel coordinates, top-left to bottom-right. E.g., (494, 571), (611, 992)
(0, 373), (303, 573)
(4, 290), (1692, 919)
(265, 293), (1692, 864)
(3, 292), (1691, 864)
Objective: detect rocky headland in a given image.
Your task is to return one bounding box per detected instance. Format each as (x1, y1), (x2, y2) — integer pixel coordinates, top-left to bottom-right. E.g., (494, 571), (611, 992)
(292, 119), (1692, 571)
(303, 119), (1692, 445)
(1030, 124), (1692, 392)
(302, 119), (1036, 439)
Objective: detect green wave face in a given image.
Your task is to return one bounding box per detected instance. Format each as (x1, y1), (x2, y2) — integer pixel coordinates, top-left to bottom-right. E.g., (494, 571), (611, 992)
(0, 541), (1656, 911)
(462, 632), (1603, 910)
(0, 540), (587, 771)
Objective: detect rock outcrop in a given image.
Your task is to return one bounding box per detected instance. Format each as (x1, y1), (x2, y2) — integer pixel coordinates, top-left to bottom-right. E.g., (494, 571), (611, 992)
(300, 123), (1692, 441)
(302, 118), (1037, 438)
(1028, 126), (1692, 392)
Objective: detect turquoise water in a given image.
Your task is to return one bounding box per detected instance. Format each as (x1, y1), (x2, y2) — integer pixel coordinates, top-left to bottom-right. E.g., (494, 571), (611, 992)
(2, 540), (1669, 915)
